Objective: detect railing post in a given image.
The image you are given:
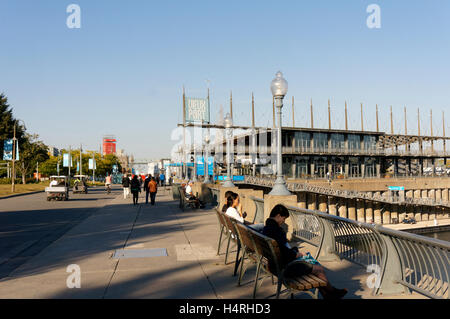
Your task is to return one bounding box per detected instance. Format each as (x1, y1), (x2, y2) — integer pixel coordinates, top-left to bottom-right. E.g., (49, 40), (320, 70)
(374, 226), (410, 296)
(316, 218), (340, 262)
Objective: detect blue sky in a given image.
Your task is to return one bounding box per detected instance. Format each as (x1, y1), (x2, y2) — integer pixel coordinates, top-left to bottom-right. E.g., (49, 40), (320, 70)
(1, 1), (449, 159)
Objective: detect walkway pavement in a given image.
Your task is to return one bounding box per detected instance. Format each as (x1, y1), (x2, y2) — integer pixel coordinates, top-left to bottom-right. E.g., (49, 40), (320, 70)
(0, 188), (428, 299)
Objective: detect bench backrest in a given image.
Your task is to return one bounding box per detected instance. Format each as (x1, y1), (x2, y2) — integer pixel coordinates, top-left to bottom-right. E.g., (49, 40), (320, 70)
(247, 227), (283, 275)
(215, 208), (227, 230)
(234, 222), (257, 254)
(221, 211), (240, 240)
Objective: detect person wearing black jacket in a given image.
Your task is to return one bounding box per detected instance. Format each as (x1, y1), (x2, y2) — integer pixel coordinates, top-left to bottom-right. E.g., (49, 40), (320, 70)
(263, 204), (347, 299)
(143, 174), (152, 204)
(130, 175), (141, 205)
(122, 174), (130, 199)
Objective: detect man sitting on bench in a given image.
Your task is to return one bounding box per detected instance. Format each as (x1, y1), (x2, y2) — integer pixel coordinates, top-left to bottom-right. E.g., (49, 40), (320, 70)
(185, 181), (205, 208)
(263, 204), (348, 299)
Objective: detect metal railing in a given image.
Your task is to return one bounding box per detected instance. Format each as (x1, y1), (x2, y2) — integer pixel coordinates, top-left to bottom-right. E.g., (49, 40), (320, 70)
(261, 200), (450, 299)
(242, 175), (450, 208)
(248, 196), (265, 224)
(210, 187), (220, 208)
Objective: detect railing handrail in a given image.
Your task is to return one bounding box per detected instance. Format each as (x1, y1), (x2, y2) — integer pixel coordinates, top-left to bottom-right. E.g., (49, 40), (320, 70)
(242, 175), (450, 208)
(284, 203), (450, 250)
(277, 201), (450, 299)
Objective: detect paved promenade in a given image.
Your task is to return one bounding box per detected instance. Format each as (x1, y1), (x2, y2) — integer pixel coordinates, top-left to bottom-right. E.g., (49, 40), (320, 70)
(0, 188), (428, 299)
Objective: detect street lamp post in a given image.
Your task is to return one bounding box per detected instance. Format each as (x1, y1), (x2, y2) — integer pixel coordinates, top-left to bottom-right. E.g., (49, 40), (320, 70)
(193, 144), (198, 182)
(269, 71), (291, 196)
(177, 145), (183, 179)
(11, 119), (25, 193)
(11, 122), (17, 192)
(222, 113), (235, 187)
(203, 128), (211, 184)
(251, 127), (257, 176)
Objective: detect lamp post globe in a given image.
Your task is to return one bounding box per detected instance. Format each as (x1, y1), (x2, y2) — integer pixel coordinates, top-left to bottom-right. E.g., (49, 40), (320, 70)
(223, 113), (235, 187)
(270, 71), (288, 97)
(269, 71), (291, 196)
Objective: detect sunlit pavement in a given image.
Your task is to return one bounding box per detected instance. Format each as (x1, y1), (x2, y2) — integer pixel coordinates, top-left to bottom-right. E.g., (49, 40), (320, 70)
(0, 187), (427, 299)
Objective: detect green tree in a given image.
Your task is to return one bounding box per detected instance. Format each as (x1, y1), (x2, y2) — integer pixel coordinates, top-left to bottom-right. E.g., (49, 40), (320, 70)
(16, 133), (49, 183)
(0, 93), (25, 156)
(39, 156), (60, 177)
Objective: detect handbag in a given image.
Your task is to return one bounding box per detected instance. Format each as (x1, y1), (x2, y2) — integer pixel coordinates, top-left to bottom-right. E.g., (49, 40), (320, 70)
(296, 252), (320, 265)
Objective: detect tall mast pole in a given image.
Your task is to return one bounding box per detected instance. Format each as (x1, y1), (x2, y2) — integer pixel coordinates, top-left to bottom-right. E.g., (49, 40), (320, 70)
(390, 105), (394, 134)
(328, 99), (331, 130)
(252, 92), (255, 127)
(376, 104), (379, 132)
(360, 103), (364, 131)
(292, 96), (295, 127)
(345, 101), (348, 131)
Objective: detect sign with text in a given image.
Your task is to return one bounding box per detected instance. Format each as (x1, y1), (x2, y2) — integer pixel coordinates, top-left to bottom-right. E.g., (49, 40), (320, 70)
(196, 156), (214, 176)
(185, 97), (210, 123)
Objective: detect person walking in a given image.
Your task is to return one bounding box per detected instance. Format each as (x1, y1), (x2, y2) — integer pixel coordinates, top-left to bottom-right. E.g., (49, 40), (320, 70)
(130, 175), (141, 205)
(159, 172), (165, 187)
(144, 174), (151, 204)
(122, 174), (131, 199)
(105, 173), (112, 193)
(148, 177), (158, 205)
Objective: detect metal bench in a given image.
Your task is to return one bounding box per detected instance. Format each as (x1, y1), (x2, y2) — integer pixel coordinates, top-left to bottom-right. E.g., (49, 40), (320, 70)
(179, 186), (198, 211)
(234, 221), (260, 286)
(221, 212), (246, 276)
(245, 226), (327, 299)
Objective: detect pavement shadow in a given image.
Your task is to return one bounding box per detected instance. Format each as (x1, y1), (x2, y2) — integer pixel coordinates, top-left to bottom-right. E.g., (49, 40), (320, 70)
(0, 191), (211, 283)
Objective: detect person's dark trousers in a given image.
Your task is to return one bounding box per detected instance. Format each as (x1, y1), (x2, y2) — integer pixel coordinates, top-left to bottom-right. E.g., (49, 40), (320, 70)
(145, 191), (150, 204)
(133, 192), (139, 205)
(150, 192), (156, 205)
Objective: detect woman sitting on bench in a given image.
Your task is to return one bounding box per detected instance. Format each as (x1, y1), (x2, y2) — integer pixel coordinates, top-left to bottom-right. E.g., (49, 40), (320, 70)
(223, 192), (264, 232)
(263, 204), (348, 299)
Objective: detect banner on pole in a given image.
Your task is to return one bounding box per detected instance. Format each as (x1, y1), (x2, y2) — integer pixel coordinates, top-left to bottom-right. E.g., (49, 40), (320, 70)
(196, 156), (214, 176)
(63, 154), (69, 167)
(89, 158), (96, 170)
(3, 139), (13, 160)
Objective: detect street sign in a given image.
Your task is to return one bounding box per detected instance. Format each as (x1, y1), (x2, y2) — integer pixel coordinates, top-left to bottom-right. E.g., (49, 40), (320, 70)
(388, 186), (404, 191)
(185, 97), (210, 123)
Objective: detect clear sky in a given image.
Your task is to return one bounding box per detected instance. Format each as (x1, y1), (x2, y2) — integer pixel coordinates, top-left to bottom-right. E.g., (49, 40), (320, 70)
(1, 1), (449, 159)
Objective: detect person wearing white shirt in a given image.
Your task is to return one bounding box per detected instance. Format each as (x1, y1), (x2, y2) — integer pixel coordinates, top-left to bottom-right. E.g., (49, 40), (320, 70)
(185, 183), (193, 197)
(225, 192), (244, 223)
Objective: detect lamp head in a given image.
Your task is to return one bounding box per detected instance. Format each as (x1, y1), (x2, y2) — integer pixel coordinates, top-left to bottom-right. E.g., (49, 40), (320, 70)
(270, 71), (288, 97)
(224, 113), (232, 128)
